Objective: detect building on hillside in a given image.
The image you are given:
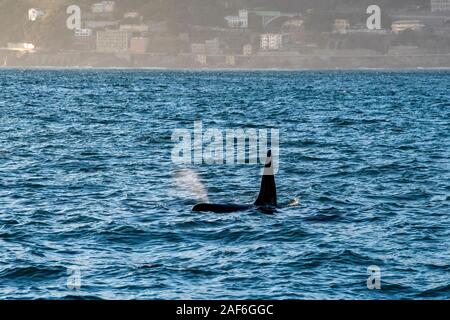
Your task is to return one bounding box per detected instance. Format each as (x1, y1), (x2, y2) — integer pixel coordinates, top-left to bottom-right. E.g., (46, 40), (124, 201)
(191, 39), (222, 55)
(74, 28), (93, 37)
(130, 37), (148, 53)
(243, 44), (253, 56)
(343, 23), (388, 35)
(191, 43), (206, 54)
(124, 12), (140, 19)
(73, 29), (95, 50)
(28, 8), (44, 21)
(96, 30), (130, 52)
(205, 39), (221, 55)
(260, 34), (283, 50)
(92, 1), (115, 14)
(7, 43), (35, 51)
(282, 19), (304, 32)
(225, 9), (249, 28)
(431, 0), (450, 12)
(119, 24), (149, 33)
(196, 55), (207, 66)
(391, 20), (425, 34)
(333, 19), (350, 34)
(85, 20), (119, 29)
(225, 55), (236, 66)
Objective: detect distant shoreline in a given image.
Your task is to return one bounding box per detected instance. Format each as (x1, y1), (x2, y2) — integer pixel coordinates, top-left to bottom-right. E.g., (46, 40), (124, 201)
(2, 51), (450, 70)
(1, 66), (450, 72)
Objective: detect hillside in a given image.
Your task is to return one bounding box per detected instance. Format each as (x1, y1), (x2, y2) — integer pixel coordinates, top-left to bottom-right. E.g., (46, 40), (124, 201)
(0, 0), (433, 49)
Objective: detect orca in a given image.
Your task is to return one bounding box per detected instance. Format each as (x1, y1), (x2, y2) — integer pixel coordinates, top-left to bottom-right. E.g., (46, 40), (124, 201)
(192, 150), (277, 213)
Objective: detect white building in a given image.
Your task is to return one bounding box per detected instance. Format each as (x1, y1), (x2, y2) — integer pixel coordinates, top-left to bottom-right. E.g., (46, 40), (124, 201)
(225, 9), (248, 28)
(431, 0), (450, 12)
(119, 24), (149, 33)
(243, 44), (252, 56)
(191, 43), (206, 54)
(391, 20), (425, 34)
(196, 55), (207, 66)
(283, 19), (304, 29)
(7, 42), (35, 51)
(225, 55), (236, 66)
(85, 20), (119, 29)
(342, 23), (388, 35)
(28, 8), (44, 21)
(74, 28), (93, 37)
(205, 38), (221, 55)
(260, 34), (283, 50)
(96, 30), (130, 52)
(91, 1), (115, 14)
(191, 39), (221, 55)
(333, 19), (350, 34)
(124, 12), (140, 19)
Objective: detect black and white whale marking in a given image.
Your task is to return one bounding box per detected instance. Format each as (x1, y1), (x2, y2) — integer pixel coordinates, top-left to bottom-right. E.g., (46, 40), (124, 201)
(192, 150), (277, 213)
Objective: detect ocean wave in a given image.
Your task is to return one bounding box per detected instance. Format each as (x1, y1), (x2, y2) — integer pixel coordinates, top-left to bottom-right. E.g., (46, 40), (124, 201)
(1, 70), (448, 299)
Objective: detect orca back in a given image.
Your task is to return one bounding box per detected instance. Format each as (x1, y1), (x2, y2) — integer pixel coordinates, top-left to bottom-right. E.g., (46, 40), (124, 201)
(254, 150), (277, 207)
(192, 203), (251, 213)
(191, 150), (277, 213)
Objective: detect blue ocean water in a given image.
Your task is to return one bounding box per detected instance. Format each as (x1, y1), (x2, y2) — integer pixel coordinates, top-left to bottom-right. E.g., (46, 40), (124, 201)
(0, 69), (449, 300)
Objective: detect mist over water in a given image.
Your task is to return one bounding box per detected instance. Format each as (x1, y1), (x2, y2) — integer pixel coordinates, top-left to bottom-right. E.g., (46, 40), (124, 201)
(0, 69), (449, 299)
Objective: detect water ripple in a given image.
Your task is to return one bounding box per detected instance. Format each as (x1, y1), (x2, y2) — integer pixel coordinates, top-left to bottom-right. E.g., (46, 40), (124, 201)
(0, 69), (449, 299)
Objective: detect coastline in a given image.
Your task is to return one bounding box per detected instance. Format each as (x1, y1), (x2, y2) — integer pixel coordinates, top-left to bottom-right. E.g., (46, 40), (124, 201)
(1, 65), (450, 71)
(2, 51), (450, 70)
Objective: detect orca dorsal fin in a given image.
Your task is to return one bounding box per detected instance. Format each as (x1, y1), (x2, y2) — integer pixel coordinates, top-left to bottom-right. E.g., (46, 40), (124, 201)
(254, 150), (277, 207)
